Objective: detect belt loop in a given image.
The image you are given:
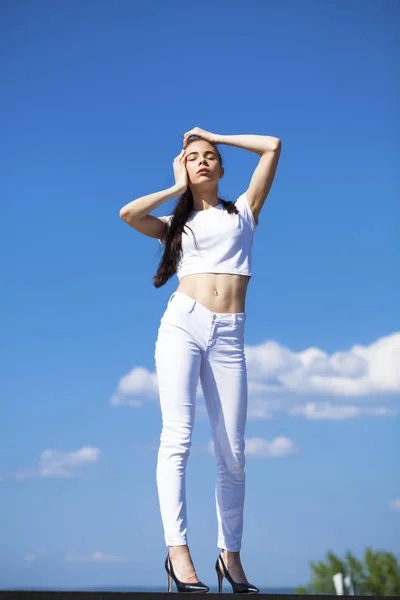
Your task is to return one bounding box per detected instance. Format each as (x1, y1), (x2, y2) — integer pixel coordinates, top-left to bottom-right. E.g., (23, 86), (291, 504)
(167, 291), (177, 307)
(231, 314), (236, 329)
(187, 298), (196, 314)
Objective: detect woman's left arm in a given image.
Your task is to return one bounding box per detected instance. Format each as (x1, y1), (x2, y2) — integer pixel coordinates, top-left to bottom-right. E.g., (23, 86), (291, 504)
(182, 128), (282, 223)
(214, 133), (281, 155)
(216, 134), (282, 224)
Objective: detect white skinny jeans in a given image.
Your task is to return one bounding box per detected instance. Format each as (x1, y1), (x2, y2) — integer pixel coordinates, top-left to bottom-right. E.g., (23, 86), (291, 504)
(154, 291), (248, 551)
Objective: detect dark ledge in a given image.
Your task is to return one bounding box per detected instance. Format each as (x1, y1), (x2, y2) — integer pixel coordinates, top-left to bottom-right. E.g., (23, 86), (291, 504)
(0, 592), (395, 600)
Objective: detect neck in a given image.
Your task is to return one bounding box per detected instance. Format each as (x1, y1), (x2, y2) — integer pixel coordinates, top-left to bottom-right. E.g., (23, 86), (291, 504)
(191, 188), (220, 211)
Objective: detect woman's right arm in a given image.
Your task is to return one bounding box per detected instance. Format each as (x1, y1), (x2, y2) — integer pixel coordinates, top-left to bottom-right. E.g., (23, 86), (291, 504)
(119, 149), (187, 240)
(119, 184), (184, 240)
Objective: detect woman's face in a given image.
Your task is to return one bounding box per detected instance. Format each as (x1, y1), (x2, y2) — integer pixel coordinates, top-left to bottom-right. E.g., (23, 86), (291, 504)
(184, 140), (224, 186)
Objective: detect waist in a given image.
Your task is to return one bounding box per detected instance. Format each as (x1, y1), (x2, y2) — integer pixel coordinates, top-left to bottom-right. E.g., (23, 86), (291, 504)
(176, 273), (249, 314)
(167, 291), (246, 321)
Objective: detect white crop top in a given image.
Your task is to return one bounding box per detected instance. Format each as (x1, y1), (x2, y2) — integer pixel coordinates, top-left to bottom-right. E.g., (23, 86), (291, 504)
(158, 192), (257, 281)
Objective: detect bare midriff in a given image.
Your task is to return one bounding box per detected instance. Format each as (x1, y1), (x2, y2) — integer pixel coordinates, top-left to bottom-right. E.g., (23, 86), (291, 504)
(176, 273), (250, 314)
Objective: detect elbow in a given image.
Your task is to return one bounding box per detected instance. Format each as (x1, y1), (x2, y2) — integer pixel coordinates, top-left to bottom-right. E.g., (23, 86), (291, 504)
(120, 207), (134, 221)
(120, 208), (140, 225)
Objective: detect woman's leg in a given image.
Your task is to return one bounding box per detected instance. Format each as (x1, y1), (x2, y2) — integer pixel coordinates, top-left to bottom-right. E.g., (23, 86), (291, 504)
(154, 306), (202, 548)
(199, 317), (248, 552)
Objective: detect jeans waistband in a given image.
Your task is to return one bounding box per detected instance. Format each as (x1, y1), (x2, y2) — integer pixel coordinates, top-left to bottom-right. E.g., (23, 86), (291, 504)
(167, 291), (246, 325)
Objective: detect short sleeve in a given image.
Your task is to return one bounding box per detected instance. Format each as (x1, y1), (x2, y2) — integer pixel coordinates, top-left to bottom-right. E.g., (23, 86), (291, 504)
(158, 215), (173, 245)
(235, 192), (257, 230)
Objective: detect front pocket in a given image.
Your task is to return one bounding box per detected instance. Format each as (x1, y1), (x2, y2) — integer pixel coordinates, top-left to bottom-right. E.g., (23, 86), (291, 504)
(160, 303), (189, 326)
(163, 296), (193, 320)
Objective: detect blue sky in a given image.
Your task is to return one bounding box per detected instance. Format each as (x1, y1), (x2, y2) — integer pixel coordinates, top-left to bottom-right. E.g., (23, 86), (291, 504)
(1, 0), (399, 592)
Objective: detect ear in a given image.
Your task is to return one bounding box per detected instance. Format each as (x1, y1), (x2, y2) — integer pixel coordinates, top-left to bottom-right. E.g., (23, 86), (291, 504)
(219, 167), (224, 179)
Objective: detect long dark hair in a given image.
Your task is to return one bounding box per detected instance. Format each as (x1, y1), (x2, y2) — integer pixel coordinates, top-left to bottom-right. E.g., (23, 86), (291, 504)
(153, 138), (239, 288)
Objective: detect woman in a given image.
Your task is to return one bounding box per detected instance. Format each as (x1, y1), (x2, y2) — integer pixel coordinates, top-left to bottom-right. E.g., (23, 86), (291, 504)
(120, 127), (281, 593)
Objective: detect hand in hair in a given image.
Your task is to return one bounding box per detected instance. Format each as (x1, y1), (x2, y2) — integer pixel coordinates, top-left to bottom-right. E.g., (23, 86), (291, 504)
(173, 149), (188, 192)
(183, 127), (219, 148)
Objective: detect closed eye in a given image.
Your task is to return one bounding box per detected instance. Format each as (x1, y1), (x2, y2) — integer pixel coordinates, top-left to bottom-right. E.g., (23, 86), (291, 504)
(186, 152), (217, 159)
(187, 156), (216, 161)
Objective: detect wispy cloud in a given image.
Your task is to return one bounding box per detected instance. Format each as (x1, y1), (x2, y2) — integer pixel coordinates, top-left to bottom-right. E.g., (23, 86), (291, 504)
(24, 548), (47, 562)
(244, 436), (299, 458)
(289, 401), (398, 420)
(7, 447), (101, 482)
(389, 497), (400, 511)
(65, 551), (133, 563)
(208, 436), (298, 458)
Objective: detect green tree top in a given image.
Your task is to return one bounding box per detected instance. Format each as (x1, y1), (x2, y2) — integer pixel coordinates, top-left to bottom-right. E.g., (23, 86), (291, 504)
(296, 547), (400, 596)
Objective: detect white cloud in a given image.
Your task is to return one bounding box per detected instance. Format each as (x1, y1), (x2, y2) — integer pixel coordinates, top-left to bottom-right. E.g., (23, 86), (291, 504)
(245, 332), (400, 397)
(110, 367), (159, 407)
(110, 394), (142, 407)
(389, 498), (400, 511)
(66, 551), (131, 563)
(290, 401), (398, 420)
(24, 548), (47, 562)
(247, 399), (274, 420)
(9, 447), (101, 481)
(110, 332), (400, 420)
(39, 447), (100, 478)
(208, 436), (298, 458)
(245, 436), (298, 458)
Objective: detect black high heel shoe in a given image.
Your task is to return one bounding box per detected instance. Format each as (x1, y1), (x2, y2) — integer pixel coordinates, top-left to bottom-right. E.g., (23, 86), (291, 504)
(215, 553), (259, 594)
(165, 554), (209, 593)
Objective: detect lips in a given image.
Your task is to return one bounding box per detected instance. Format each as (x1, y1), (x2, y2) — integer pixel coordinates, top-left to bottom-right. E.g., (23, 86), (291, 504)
(197, 169), (210, 175)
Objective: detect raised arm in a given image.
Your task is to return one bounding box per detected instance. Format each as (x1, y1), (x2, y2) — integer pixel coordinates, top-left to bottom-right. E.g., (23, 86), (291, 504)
(119, 184), (184, 240)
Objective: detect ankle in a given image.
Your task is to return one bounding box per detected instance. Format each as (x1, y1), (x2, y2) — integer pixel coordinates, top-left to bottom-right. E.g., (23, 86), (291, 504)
(169, 544), (189, 557)
(221, 549), (240, 564)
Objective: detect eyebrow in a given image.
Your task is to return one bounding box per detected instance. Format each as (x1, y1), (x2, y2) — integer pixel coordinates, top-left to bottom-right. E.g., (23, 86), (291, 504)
(186, 150), (217, 157)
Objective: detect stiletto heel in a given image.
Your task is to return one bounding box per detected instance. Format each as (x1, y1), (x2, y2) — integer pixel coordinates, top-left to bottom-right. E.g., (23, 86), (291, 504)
(168, 571), (173, 593)
(216, 565), (223, 593)
(215, 553), (259, 594)
(165, 554), (209, 593)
